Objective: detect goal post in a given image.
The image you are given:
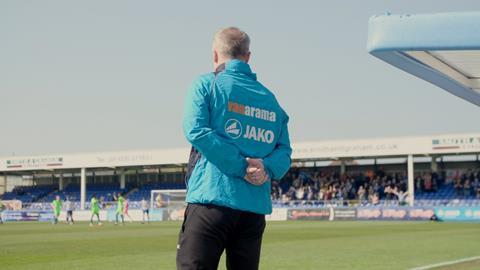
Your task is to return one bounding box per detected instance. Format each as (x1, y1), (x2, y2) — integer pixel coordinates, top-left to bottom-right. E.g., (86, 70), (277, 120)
(150, 189), (187, 209)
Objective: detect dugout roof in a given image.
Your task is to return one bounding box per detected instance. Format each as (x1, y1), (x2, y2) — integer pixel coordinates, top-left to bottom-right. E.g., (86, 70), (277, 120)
(367, 11), (480, 107)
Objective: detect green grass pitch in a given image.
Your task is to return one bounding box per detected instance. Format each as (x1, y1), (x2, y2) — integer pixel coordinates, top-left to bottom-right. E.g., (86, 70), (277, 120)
(1, 221), (479, 270)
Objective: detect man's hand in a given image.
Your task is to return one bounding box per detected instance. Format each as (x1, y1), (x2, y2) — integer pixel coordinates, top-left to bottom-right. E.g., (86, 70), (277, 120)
(244, 158), (269, 186)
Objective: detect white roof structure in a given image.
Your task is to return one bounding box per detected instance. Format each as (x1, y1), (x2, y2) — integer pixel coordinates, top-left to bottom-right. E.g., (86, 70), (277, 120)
(292, 133), (480, 161)
(1, 133), (479, 172)
(368, 12), (480, 106)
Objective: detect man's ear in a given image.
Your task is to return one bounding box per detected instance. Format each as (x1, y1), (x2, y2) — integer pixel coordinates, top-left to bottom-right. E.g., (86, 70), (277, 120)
(213, 50), (219, 64)
(245, 52), (251, 63)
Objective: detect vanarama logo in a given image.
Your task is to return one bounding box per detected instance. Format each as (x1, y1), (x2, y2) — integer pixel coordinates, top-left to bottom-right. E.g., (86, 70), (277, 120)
(225, 119), (243, 139)
(224, 118), (275, 144)
(228, 101), (276, 122)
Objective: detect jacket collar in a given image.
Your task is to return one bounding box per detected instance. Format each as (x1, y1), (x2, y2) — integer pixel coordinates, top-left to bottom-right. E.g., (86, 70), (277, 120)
(221, 59), (257, 80)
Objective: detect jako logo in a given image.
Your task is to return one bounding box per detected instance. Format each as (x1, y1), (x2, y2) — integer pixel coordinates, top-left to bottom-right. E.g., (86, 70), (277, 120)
(224, 119), (243, 139)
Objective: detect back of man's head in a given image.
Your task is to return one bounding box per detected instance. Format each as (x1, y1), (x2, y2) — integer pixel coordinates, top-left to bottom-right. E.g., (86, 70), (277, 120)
(213, 27), (250, 59)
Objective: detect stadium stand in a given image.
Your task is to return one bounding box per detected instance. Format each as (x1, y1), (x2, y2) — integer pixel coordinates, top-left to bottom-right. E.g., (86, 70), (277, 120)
(1, 168), (479, 209)
(39, 184), (128, 202)
(1, 185), (55, 203)
(271, 168), (480, 208)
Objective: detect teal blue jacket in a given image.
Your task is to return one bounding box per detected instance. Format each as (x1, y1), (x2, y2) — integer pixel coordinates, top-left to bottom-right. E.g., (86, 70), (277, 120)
(183, 60), (292, 215)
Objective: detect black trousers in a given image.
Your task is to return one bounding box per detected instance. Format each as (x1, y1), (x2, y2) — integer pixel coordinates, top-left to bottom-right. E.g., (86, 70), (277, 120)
(176, 203), (266, 270)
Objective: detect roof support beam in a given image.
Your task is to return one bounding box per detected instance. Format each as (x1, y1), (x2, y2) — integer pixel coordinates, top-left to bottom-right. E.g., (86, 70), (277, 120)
(80, 168), (86, 210)
(407, 155), (415, 207)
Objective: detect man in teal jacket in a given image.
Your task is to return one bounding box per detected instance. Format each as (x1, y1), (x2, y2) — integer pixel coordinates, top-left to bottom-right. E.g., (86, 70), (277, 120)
(177, 27), (292, 270)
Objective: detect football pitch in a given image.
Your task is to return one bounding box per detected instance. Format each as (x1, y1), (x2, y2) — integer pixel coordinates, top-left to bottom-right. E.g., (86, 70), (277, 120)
(1, 221), (479, 270)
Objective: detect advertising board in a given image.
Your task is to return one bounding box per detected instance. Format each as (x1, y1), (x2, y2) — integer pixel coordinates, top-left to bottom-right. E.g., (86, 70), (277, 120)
(333, 208), (357, 220)
(356, 207), (434, 221)
(287, 208), (331, 220)
(435, 207), (480, 221)
(2, 210), (54, 222)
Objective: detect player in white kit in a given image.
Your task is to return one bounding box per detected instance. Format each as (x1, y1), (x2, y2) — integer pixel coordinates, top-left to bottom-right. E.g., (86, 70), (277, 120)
(141, 197), (150, 224)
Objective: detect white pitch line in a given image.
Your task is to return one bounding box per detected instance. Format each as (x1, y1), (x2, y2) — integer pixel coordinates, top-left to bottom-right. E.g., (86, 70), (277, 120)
(409, 255), (480, 270)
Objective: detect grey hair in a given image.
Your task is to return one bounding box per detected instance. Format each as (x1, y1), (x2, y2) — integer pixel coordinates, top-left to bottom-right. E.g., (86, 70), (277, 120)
(213, 27), (250, 58)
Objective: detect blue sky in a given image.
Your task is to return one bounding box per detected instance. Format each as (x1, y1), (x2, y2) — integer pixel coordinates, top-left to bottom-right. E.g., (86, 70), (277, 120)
(1, 0), (479, 156)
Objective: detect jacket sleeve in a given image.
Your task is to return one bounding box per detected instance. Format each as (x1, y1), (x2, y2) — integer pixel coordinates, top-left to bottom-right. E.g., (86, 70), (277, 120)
(183, 77), (248, 178)
(263, 114), (292, 180)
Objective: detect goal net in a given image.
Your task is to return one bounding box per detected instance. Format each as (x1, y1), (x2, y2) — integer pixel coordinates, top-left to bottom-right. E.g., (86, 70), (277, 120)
(150, 189), (187, 209)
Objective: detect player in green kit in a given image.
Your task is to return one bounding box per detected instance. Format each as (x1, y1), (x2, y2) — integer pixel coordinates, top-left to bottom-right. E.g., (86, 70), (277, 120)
(89, 194), (102, 226)
(114, 192), (125, 225)
(51, 195), (62, 224)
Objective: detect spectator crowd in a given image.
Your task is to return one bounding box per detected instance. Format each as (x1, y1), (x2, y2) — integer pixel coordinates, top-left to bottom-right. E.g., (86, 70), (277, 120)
(271, 167), (480, 205)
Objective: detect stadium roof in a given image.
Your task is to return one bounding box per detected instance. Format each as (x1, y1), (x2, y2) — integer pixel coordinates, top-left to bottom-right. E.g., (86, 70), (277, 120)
(367, 11), (480, 107)
(1, 133), (479, 172)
